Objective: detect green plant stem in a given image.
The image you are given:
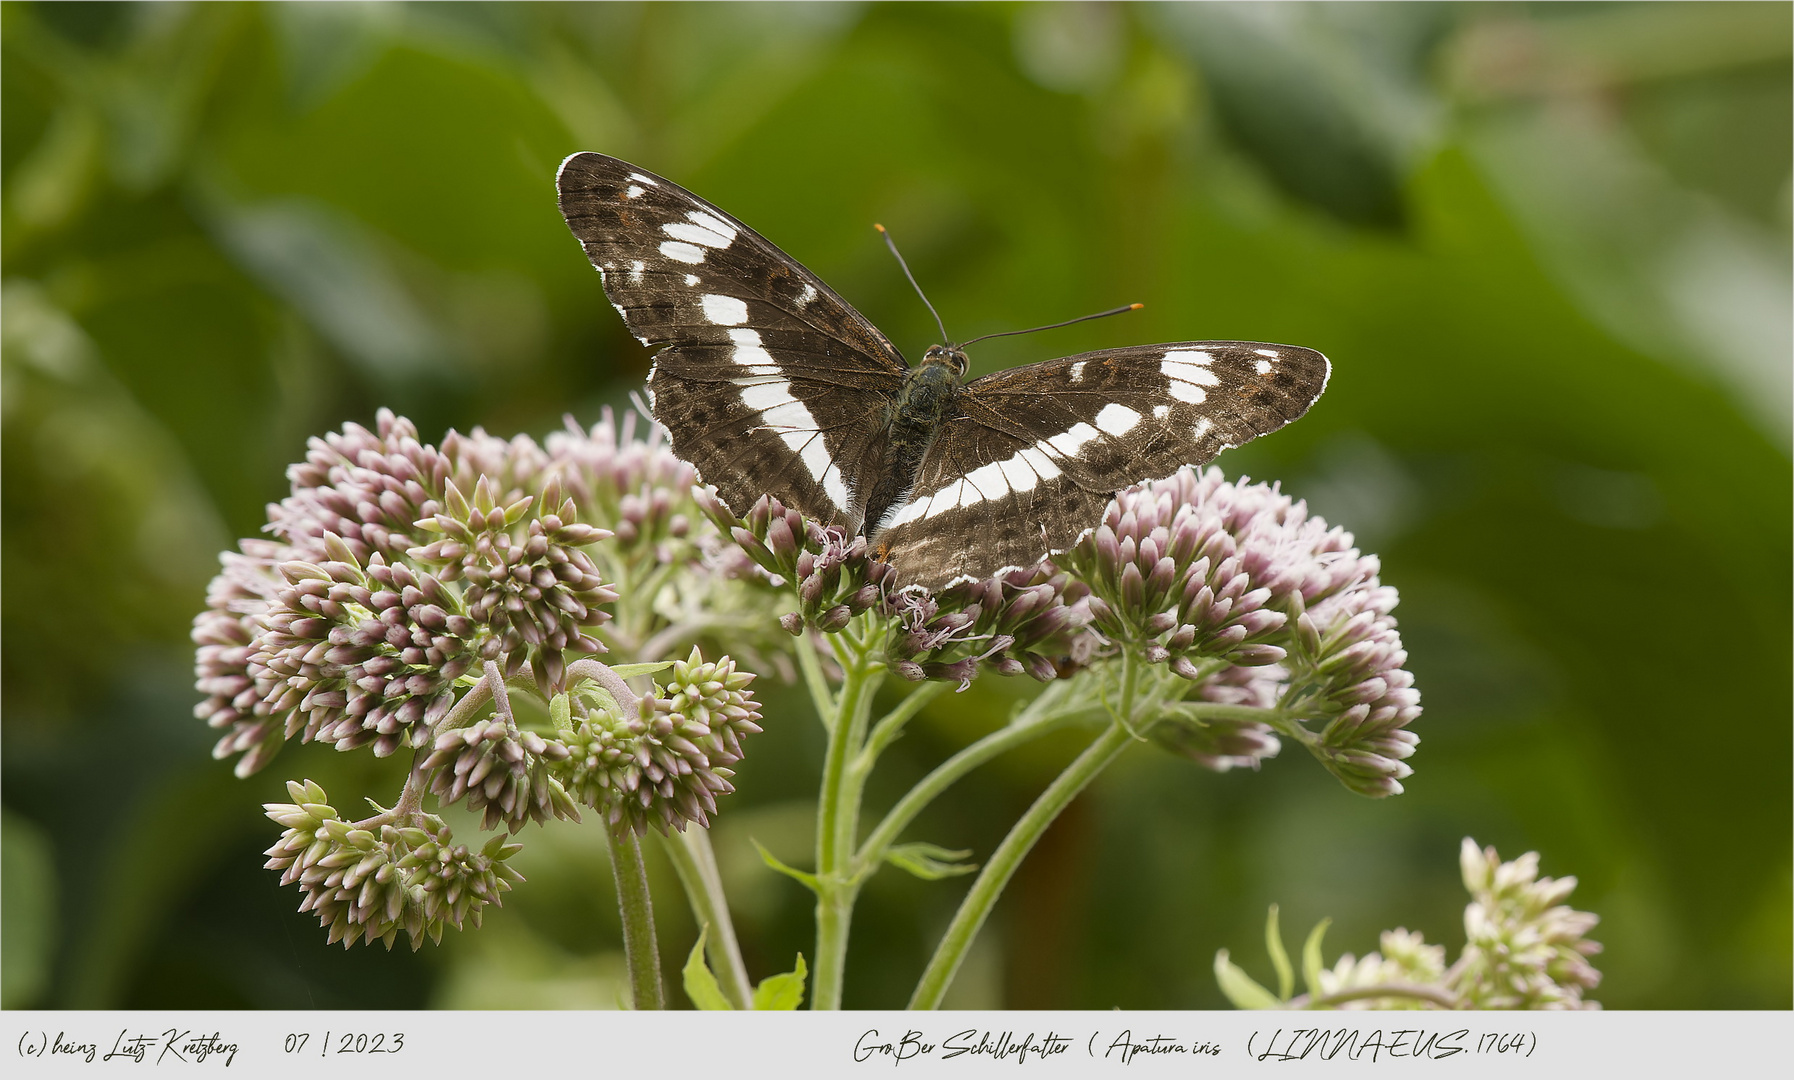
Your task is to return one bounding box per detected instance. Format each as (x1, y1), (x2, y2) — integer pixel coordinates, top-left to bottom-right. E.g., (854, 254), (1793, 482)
(794, 628), (835, 721)
(852, 682), (1096, 876)
(607, 825), (664, 1010)
(908, 718), (1134, 1010)
(809, 617), (883, 1010)
(854, 679), (952, 773)
(1169, 702), (1283, 725)
(659, 827), (752, 1009)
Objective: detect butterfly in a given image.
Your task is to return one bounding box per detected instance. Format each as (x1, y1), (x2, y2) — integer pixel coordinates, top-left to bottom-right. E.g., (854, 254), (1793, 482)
(557, 152), (1329, 590)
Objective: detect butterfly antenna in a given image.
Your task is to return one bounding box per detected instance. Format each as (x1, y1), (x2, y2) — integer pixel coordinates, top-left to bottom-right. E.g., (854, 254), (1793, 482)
(875, 223), (951, 344)
(962, 303), (1144, 347)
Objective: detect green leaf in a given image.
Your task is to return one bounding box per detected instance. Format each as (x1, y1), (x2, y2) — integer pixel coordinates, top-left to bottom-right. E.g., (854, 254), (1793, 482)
(1265, 904), (1294, 1001)
(751, 838), (818, 893)
(752, 953), (808, 1011)
(1214, 949), (1283, 1010)
(682, 925), (734, 1010)
(1301, 917), (1333, 999)
(549, 692), (571, 729)
(605, 661), (675, 680)
(883, 842), (978, 881)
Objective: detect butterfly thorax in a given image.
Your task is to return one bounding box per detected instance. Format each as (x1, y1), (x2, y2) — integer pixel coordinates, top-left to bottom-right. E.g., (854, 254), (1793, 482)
(864, 346), (969, 536)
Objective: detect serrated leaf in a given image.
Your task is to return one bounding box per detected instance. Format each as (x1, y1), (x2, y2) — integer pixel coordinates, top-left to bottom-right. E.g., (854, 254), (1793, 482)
(751, 838), (818, 893)
(1265, 904), (1293, 1001)
(752, 953), (808, 1011)
(1302, 917), (1333, 1000)
(604, 661), (675, 680)
(682, 925), (734, 1010)
(1214, 949), (1283, 1010)
(883, 842), (978, 881)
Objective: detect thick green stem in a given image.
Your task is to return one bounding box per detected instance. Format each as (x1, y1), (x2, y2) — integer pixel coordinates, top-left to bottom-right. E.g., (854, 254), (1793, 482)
(907, 719), (1134, 1010)
(607, 826), (664, 1010)
(810, 617), (883, 1009)
(794, 629), (836, 722)
(854, 679), (952, 774)
(659, 827), (752, 1009)
(853, 683), (1097, 876)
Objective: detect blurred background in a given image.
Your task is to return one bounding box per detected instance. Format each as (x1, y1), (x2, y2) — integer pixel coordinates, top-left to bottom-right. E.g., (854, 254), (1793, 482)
(3, 1), (1788, 1010)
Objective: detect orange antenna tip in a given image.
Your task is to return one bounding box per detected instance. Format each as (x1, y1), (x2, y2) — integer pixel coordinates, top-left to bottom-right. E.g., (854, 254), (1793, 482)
(874, 223), (887, 233)
(1129, 303), (1144, 310)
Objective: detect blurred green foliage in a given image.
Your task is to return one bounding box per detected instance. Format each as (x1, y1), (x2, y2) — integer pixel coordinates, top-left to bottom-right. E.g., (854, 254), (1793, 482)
(3, 1), (1787, 1009)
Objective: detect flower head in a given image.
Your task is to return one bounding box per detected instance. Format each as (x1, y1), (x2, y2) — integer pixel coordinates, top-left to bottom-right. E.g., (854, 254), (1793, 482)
(420, 710), (578, 833)
(193, 411), (624, 773)
(262, 780), (523, 950)
(887, 565), (1094, 683)
(1453, 839), (1603, 1009)
(558, 648), (764, 834)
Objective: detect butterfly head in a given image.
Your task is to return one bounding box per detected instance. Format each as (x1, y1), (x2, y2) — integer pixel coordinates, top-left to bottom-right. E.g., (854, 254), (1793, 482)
(922, 344), (970, 379)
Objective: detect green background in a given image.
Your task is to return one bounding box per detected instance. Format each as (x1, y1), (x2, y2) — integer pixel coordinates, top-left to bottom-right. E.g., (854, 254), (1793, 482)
(4, 1), (1788, 1010)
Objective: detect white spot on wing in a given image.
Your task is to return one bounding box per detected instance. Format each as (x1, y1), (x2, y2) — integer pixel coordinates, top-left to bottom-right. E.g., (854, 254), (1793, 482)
(1069, 361), (1087, 383)
(628, 173), (660, 186)
(628, 260), (645, 285)
(734, 376), (847, 513)
(729, 327), (775, 369)
(740, 382), (795, 413)
(1162, 360), (1220, 386)
(925, 481), (968, 519)
(797, 437), (834, 500)
(963, 461), (1011, 501)
(1163, 349), (1214, 366)
(1167, 380), (1207, 404)
(685, 210), (738, 245)
(625, 184), (645, 199)
(684, 274), (699, 286)
(762, 400), (812, 433)
(1017, 447), (1061, 480)
(1254, 349), (1279, 358)
(1095, 402), (1142, 435)
(820, 463), (849, 510)
(996, 453), (1039, 493)
(662, 220), (733, 248)
(796, 282), (818, 308)
(660, 240), (705, 264)
(888, 495), (931, 528)
(1153, 404), (1170, 419)
(701, 294), (749, 325)
(1192, 418), (1214, 440)
(1044, 422), (1100, 457)
(1255, 360), (1273, 375)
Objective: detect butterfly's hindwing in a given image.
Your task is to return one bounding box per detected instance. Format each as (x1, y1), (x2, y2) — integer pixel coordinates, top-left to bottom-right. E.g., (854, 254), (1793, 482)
(557, 153), (906, 525)
(874, 343), (1329, 585)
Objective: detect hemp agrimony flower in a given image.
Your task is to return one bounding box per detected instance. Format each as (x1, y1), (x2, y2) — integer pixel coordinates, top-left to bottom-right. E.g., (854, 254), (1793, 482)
(196, 410), (770, 976)
(262, 780), (524, 949)
(193, 411), (621, 774)
(1216, 838), (1602, 1010)
(1053, 467), (1422, 791)
(560, 648), (764, 835)
(698, 489), (1095, 683)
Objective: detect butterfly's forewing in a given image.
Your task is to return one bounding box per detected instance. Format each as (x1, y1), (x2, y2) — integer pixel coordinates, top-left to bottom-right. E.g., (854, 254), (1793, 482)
(556, 152), (907, 528)
(874, 342), (1330, 586)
